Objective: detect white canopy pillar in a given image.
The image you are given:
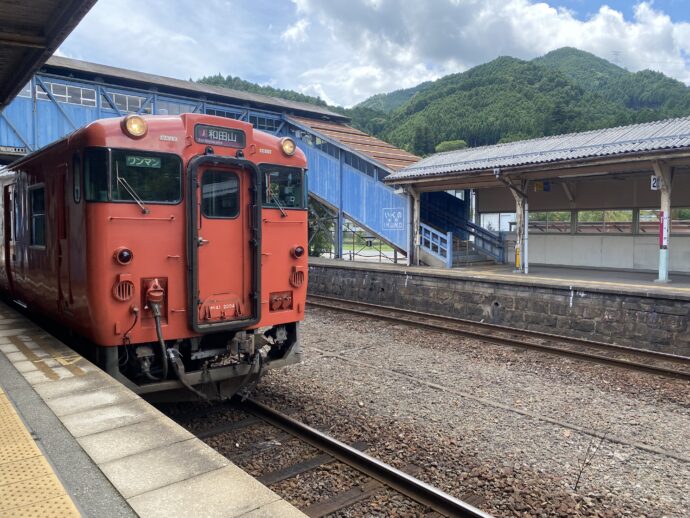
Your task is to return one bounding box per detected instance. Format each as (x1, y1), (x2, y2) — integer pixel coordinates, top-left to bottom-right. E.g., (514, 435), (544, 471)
(407, 187), (421, 266)
(654, 161), (674, 283)
(508, 180), (529, 274)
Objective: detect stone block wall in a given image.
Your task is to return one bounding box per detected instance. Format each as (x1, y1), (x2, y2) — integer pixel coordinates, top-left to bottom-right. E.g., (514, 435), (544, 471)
(308, 264), (690, 356)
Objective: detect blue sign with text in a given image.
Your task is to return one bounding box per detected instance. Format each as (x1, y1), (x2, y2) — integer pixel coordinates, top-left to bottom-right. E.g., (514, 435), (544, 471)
(382, 208), (404, 231)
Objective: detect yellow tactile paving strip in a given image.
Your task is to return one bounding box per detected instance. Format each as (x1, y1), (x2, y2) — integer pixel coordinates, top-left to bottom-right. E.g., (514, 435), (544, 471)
(0, 388), (81, 518)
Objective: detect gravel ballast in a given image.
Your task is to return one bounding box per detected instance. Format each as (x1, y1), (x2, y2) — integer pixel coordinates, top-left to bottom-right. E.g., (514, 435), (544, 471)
(252, 306), (690, 517)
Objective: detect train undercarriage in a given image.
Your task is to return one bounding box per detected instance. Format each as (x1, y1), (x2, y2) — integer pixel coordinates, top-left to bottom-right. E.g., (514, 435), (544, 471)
(100, 323), (302, 402)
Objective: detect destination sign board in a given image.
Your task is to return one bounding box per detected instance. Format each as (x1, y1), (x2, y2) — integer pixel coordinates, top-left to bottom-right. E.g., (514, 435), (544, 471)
(194, 124), (245, 149)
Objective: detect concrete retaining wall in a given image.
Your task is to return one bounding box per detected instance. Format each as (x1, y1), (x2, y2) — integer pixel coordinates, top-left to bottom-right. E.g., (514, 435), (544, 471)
(308, 263), (690, 356)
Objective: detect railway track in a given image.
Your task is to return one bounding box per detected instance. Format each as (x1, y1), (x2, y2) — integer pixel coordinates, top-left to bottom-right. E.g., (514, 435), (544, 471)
(173, 399), (492, 518)
(307, 294), (690, 381)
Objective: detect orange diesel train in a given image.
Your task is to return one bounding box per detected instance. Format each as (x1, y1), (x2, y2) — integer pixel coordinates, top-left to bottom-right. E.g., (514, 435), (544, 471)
(0, 113), (308, 399)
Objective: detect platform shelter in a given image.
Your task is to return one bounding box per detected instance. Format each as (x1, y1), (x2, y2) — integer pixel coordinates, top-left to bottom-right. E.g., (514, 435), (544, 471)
(385, 117), (690, 282)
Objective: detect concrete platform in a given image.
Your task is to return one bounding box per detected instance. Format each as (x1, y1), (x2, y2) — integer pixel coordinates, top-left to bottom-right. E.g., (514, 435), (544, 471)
(312, 258), (690, 300)
(308, 258), (690, 355)
(0, 302), (306, 517)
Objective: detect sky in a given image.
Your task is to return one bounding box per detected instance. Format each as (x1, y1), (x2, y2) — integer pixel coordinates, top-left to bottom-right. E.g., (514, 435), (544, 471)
(58, 0), (690, 107)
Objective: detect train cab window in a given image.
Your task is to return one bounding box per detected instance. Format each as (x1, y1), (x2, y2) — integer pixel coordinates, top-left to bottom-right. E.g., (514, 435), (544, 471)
(84, 148), (109, 201)
(84, 148), (182, 204)
(29, 186), (45, 247)
(261, 166), (305, 209)
(73, 153), (81, 203)
(201, 170), (239, 218)
(111, 151), (181, 203)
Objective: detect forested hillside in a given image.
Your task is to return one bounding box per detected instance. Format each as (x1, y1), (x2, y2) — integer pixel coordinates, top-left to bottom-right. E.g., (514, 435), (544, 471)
(195, 48), (690, 156)
(355, 48), (690, 154)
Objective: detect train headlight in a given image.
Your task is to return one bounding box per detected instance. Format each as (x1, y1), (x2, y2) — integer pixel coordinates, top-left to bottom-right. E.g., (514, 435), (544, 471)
(280, 137), (296, 156)
(122, 115), (148, 139)
(291, 246), (305, 258)
(114, 247), (134, 265)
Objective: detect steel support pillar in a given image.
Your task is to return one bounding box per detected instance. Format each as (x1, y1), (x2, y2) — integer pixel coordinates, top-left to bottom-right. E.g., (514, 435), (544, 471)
(654, 161), (674, 283)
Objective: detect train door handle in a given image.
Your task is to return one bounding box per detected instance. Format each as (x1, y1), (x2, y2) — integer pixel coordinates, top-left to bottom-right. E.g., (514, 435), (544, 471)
(197, 237), (209, 246)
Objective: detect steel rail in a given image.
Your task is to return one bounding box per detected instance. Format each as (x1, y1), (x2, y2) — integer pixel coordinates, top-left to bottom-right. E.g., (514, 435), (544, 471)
(307, 295), (690, 381)
(241, 398), (493, 518)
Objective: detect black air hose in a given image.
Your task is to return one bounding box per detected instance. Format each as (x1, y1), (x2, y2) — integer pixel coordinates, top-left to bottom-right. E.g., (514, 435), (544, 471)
(150, 302), (169, 380)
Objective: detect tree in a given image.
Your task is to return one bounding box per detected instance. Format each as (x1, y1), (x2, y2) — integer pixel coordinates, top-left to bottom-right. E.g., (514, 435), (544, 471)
(412, 124), (435, 155)
(435, 140), (468, 152)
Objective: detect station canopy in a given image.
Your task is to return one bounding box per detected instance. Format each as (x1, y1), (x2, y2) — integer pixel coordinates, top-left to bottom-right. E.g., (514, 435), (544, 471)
(0, 0), (97, 109)
(385, 116), (690, 191)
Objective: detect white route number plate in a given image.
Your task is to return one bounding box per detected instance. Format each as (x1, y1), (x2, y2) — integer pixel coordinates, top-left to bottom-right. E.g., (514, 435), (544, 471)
(651, 175), (662, 191)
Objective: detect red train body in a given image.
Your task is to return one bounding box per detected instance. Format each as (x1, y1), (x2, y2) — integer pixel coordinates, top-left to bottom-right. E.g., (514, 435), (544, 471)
(0, 114), (308, 399)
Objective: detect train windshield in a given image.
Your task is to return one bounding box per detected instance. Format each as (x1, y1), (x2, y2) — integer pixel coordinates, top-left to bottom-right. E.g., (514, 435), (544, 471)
(84, 148), (182, 203)
(260, 166), (306, 210)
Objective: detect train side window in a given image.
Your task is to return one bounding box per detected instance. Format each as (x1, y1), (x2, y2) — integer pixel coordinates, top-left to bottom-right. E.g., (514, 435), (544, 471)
(84, 148), (109, 202)
(73, 153), (82, 203)
(201, 170), (239, 219)
(29, 186), (46, 247)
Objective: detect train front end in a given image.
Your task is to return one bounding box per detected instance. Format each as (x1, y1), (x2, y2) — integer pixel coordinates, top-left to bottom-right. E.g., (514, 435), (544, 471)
(83, 114), (308, 400)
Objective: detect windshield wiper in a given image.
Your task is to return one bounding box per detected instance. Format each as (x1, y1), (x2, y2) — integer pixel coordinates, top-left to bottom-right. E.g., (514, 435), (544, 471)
(115, 162), (149, 214)
(270, 190), (287, 218)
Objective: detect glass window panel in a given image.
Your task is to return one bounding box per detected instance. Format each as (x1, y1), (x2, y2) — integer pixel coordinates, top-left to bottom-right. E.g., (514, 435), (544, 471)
(113, 94), (127, 111)
(84, 148), (109, 201)
(36, 84), (49, 100)
(576, 210), (604, 233)
(261, 166), (305, 209)
(603, 210), (632, 233)
(671, 208), (690, 234)
(30, 187), (45, 246)
(111, 150), (181, 203)
(51, 83), (66, 96)
(201, 170), (239, 218)
(639, 209), (659, 234)
(67, 86), (81, 105)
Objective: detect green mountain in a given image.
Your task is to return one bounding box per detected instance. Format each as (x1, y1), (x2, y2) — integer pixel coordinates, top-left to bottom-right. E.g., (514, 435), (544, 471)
(534, 47), (690, 116)
(196, 48), (690, 157)
(355, 48), (690, 154)
(357, 82), (433, 113)
(197, 73), (328, 107)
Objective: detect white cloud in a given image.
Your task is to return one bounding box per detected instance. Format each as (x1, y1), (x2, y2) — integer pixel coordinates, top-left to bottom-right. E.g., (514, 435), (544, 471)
(58, 0), (690, 107)
(289, 0), (690, 105)
(281, 19), (310, 43)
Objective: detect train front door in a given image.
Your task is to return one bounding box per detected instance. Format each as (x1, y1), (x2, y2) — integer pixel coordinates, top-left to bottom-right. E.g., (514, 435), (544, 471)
(189, 158), (261, 332)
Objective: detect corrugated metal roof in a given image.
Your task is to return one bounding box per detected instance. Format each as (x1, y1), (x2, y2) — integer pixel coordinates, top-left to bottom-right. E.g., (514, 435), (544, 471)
(288, 116), (420, 171)
(42, 56), (348, 122)
(0, 0), (96, 109)
(387, 116), (690, 182)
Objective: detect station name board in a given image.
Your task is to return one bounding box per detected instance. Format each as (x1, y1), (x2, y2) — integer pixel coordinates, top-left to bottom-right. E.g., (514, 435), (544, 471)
(194, 124), (245, 149)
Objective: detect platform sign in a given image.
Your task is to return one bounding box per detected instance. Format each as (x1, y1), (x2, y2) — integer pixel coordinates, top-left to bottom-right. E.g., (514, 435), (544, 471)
(382, 208), (404, 231)
(651, 175), (662, 190)
(659, 210), (669, 248)
(534, 181), (551, 192)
